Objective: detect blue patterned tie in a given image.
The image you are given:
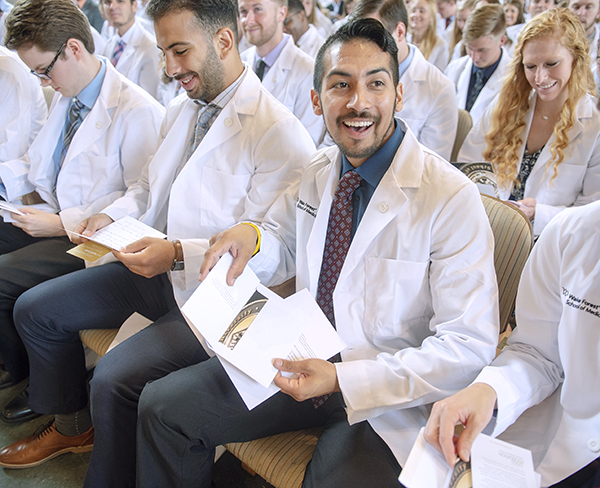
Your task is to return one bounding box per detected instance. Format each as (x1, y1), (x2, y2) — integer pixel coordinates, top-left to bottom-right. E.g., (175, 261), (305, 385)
(185, 104), (222, 161)
(312, 170), (362, 408)
(60, 98), (84, 167)
(111, 39), (125, 67)
(465, 68), (485, 113)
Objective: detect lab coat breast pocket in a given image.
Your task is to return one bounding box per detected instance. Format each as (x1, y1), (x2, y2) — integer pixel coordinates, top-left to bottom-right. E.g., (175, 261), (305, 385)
(363, 257), (430, 339)
(78, 153), (123, 203)
(200, 166), (252, 227)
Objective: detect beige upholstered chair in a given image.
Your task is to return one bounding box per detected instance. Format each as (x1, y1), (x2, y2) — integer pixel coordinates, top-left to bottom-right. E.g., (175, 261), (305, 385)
(42, 86), (55, 110)
(79, 195), (533, 488)
(450, 108), (472, 162)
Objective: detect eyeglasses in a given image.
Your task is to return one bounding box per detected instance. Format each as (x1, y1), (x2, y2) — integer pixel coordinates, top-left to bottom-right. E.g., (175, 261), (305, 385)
(30, 43), (65, 81)
(283, 10), (302, 25)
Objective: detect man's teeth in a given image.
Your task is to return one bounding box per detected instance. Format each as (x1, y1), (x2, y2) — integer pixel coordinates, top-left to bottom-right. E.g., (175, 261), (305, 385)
(182, 77), (193, 84)
(344, 121), (373, 128)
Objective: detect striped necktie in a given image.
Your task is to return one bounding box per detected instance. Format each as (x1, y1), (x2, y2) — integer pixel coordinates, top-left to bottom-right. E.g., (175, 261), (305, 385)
(111, 39), (125, 67)
(465, 68), (485, 113)
(185, 104), (222, 162)
(60, 98), (85, 167)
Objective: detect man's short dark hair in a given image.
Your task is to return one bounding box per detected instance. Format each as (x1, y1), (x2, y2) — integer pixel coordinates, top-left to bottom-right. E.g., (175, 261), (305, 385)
(147, 0), (239, 44)
(5, 0), (95, 54)
(313, 18), (399, 94)
(352, 0), (408, 36)
(287, 0), (306, 14)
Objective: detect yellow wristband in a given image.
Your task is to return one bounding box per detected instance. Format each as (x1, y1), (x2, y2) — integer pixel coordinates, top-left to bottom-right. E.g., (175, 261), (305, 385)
(240, 222), (261, 256)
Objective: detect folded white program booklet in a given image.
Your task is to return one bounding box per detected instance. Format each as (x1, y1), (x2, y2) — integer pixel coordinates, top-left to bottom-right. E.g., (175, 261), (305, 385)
(181, 253), (346, 409)
(67, 216), (167, 262)
(400, 428), (541, 488)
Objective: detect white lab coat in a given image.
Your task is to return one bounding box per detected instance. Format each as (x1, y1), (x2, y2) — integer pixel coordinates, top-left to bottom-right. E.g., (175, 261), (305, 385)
(313, 8), (335, 38)
(249, 119), (500, 466)
(0, 46), (47, 163)
(407, 33), (449, 72)
(400, 46), (458, 161)
(241, 35), (325, 146)
(297, 24), (326, 60)
(100, 68), (316, 306)
(103, 21), (160, 98)
(506, 23), (525, 56)
(0, 61), (165, 232)
(474, 200), (600, 487)
(459, 92), (600, 235)
(444, 47), (511, 125)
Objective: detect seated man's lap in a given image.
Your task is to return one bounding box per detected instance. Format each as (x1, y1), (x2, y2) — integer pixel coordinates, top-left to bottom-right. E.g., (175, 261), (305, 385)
(0, 218), (61, 255)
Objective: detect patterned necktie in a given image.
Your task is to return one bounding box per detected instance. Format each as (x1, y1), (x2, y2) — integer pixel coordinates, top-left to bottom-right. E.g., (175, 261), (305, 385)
(60, 98), (85, 167)
(316, 170), (363, 327)
(465, 68), (485, 113)
(255, 59), (267, 81)
(185, 104), (222, 162)
(111, 39), (126, 67)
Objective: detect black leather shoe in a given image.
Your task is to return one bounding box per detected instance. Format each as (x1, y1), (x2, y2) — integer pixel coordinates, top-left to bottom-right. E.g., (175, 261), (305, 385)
(1, 388), (42, 425)
(0, 365), (13, 390)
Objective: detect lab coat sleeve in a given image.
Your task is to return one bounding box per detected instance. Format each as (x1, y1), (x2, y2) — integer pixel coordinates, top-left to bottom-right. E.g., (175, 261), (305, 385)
(533, 132), (600, 235)
(293, 68), (325, 146)
(417, 79), (458, 161)
(58, 101), (165, 232)
(473, 212), (565, 436)
(136, 51), (160, 99)
(0, 153), (35, 202)
(457, 102), (494, 162)
(0, 68), (47, 163)
(100, 102), (173, 223)
(336, 181), (500, 423)
(176, 117), (315, 290)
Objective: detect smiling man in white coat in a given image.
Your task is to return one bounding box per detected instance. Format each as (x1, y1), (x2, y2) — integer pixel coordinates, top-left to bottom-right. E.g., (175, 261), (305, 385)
(239, 0), (325, 145)
(353, 0), (458, 160)
(0, 0), (315, 482)
(444, 4), (510, 126)
(133, 18), (499, 488)
(0, 0), (163, 425)
(101, 0), (160, 97)
(425, 200), (600, 488)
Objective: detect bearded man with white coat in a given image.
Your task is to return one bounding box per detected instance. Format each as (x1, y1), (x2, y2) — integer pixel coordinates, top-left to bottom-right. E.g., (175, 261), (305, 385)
(0, 0), (314, 483)
(133, 18), (499, 488)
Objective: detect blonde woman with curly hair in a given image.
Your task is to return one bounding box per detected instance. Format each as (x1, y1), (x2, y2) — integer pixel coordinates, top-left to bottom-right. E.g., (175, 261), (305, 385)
(459, 8), (600, 235)
(449, 0), (477, 61)
(408, 0), (449, 69)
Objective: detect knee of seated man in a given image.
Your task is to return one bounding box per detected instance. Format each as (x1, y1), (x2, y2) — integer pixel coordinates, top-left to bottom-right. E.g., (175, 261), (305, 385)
(13, 286), (52, 335)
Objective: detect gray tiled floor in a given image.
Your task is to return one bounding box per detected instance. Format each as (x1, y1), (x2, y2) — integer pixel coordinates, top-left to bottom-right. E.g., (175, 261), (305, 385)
(0, 378), (273, 488)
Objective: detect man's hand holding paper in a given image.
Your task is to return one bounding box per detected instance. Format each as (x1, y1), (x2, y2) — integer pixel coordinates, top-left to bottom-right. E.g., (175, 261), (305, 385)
(72, 213), (114, 244)
(114, 236), (175, 279)
(273, 358), (340, 402)
(11, 207), (66, 237)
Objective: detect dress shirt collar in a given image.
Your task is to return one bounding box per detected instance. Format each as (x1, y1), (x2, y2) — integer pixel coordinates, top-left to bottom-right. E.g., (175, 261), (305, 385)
(398, 44), (416, 80)
(76, 56), (107, 110)
(193, 65), (248, 109)
(471, 48), (503, 81)
(254, 33), (290, 70)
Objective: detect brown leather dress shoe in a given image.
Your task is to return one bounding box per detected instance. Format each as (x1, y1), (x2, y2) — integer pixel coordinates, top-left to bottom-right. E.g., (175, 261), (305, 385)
(0, 420), (94, 469)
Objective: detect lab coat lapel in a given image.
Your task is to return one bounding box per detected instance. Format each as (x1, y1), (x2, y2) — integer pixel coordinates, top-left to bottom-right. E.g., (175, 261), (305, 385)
(456, 57), (472, 109)
(339, 126), (420, 283)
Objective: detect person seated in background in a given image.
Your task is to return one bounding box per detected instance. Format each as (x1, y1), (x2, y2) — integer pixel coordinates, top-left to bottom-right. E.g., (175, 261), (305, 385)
(502, 0), (525, 54)
(445, 4), (510, 125)
(132, 18), (499, 488)
(75, 0), (104, 32)
(425, 199), (600, 488)
(436, 0), (456, 44)
(0, 0), (315, 480)
(569, 0), (600, 69)
(0, 45), (47, 165)
(0, 0), (164, 425)
(240, 0), (325, 145)
(459, 8), (600, 237)
(408, 0), (449, 70)
(284, 0), (326, 58)
(332, 0), (356, 29)
(448, 0), (476, 61)
(101, 0), (160, 98)
(0, 0), (12, 47)
(304, 0), (336, 36)
(506, 0), (555, 43)
(353, 0), (458, 161)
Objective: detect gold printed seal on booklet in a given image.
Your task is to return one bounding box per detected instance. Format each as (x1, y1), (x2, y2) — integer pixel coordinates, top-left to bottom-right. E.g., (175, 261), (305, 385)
(219, 290), (268, 350)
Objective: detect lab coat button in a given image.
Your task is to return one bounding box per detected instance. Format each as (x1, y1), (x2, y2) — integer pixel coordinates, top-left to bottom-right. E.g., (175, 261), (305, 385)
(378, 202), (389, 213)
(588, 439), (600, 452)
(224, 118), (233, 127)
(95, 122), (102, 129)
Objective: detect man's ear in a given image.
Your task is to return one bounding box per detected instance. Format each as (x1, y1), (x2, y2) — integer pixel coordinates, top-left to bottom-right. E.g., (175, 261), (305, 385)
(395, 82), (403, 113)
(215, 27), (236, 59)
(394, 22), (407, 44)
(66, 38), (85, 60)
(311, 88), (322, 115)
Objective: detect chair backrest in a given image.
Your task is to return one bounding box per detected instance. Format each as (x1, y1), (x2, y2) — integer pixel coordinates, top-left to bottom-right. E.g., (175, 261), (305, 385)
(481, 194), (533, 333)
(450, 108), (472, 162)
